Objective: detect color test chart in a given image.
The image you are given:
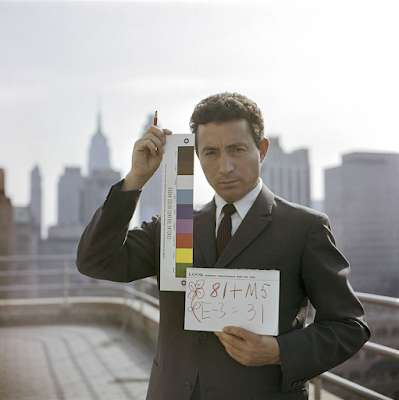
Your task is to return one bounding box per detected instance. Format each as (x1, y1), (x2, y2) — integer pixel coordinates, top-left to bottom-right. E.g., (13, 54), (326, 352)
(160, 134), (195, 291)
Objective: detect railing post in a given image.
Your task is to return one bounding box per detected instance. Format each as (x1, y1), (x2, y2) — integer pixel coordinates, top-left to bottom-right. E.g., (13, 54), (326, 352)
(123, 283), (129, 305)
(138, 280), (144, 313)
(314, 376), (322, 400)
(63, 259), (70, 307)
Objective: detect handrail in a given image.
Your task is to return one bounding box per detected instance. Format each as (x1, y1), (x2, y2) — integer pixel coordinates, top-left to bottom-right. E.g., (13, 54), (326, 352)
(0, 254), (160, 312)
(0, 254), (397, 399)
(0, 254), (76, 262)
(315, 372), (392, 400)
(313, 292), (399, 399)
(356, 292), (399, 309)
(362, 341), (399, 361)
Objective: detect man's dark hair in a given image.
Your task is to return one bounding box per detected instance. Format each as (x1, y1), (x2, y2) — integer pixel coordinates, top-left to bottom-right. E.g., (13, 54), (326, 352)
(189, 92), (264, 148)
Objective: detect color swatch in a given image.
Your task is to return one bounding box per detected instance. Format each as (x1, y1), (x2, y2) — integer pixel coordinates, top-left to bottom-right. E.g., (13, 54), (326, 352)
(160, 133), (195, 291)
(175, 146), (194, 277)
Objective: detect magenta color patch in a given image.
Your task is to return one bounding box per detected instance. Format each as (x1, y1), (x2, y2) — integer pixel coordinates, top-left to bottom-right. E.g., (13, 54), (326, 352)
(176, 218), (193, 234)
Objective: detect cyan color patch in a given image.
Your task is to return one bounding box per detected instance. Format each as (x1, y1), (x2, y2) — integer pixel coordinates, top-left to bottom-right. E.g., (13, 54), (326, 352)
(177, 189), (193, 204)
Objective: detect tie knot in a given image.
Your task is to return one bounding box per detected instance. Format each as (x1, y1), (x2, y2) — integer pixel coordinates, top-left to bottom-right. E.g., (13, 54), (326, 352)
(222, 203), (236, 217)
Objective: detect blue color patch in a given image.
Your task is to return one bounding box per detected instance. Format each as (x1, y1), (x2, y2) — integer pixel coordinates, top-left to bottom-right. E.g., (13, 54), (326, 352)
(177, 189), (193, 205)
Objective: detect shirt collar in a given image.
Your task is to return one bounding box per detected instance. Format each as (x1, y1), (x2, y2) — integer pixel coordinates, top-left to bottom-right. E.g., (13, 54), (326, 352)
(215, 178), (263, 221)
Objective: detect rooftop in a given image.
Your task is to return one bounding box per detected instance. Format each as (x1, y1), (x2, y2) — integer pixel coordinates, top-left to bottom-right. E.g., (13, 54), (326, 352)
(0, 323), (153, 400)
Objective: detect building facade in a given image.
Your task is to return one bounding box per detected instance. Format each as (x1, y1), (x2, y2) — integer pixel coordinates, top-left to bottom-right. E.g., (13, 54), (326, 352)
(0, 169), (14, 293)
(0, 169), (13, 258)
(30, 165), (41, 235)
(325, 152), (399, 297)
(57, 167), (85, 228)
(260, 137), (311, 207)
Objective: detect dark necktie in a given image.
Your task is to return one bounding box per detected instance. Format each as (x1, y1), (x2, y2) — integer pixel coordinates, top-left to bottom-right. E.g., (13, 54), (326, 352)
(216, 203), (236, 259)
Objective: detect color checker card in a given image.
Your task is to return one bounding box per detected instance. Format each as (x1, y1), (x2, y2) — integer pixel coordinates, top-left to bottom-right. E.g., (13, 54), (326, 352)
(160, 134), (195, 291)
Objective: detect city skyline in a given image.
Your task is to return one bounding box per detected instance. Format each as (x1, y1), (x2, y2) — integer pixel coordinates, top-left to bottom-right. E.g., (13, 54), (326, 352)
(1, 1), (399, 234)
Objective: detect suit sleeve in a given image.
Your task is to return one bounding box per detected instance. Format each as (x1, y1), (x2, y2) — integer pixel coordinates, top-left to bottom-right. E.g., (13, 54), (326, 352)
(276, 213), (370, 392)
(76, 182), (159, 283)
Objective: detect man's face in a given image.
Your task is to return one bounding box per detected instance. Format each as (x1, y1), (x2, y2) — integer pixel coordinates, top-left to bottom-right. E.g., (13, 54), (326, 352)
(196, 119), (268, 203)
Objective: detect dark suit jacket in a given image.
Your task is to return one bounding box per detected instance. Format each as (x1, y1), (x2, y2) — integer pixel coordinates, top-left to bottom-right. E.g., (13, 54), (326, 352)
(76, 182), (370, 400)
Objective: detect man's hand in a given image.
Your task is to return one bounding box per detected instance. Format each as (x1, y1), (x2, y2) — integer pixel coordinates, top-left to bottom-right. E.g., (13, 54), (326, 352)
(122, 126), (172, 191)
(215, 326), (282, 367)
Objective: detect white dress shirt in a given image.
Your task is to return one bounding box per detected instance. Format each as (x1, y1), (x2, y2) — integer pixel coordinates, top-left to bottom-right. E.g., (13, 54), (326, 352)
(214, 179), (263, 238)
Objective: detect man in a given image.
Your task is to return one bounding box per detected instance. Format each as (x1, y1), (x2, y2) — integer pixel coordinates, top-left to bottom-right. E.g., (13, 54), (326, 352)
(77, 92), (370, 399)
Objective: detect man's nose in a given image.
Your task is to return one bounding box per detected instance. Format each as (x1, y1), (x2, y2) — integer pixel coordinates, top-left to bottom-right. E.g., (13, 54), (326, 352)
(218, 153), (234, 175)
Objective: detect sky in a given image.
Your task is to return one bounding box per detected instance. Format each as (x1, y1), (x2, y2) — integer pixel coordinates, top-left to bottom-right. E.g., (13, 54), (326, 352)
(1, 0), (399, 236)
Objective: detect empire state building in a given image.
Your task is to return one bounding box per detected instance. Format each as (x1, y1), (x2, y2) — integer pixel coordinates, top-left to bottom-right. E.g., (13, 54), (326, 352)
(88, 112), (111, 176)
(83, 112), (120, 225)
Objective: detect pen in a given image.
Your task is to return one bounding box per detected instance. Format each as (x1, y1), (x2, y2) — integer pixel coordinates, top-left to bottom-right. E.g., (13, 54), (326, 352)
(154, 111), (158, 126)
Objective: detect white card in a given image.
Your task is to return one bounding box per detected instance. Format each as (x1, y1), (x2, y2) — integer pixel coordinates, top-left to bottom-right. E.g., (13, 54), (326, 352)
(184, 268), (280, 335)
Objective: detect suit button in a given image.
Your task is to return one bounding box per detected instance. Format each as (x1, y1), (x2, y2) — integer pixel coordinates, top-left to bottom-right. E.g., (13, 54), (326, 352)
(198, 332), (207, 341)
(185, 382), (192, 391)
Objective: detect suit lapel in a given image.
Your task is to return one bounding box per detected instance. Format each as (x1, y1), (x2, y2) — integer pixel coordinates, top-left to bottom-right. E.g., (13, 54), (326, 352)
(215, 185), (274, 268)
(193, 185), (275, 269)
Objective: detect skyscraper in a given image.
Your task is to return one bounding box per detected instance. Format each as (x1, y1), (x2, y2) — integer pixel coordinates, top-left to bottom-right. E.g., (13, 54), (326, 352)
(57, 167), (84, 227)
(0, 169), (13, 257)
(82, 112), (120, 225)
(0, 169), (14, 292)
(82, 168), (120, 226)
(260, 137), (311, 207)
(30, 165), (42, 236)
(88, 112), (111, 176)
(325, 152), (399, 297)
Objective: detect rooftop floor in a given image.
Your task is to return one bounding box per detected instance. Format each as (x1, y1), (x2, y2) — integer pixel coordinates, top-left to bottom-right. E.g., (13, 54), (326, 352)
(0, 324), (154, 400)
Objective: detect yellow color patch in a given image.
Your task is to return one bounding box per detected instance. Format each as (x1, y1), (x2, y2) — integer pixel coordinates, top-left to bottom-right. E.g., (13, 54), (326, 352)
(176, 248), (193, 263)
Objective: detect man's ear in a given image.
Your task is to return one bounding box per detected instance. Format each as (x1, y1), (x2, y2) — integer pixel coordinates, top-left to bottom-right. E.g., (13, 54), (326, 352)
(259, 138), (269, 163)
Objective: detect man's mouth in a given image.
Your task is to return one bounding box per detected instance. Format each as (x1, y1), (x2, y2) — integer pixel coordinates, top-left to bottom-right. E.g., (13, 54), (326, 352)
(219, 180), (239, 187)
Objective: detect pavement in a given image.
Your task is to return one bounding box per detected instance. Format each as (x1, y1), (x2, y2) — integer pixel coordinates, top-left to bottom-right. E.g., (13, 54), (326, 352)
(0, 324), (154, 400)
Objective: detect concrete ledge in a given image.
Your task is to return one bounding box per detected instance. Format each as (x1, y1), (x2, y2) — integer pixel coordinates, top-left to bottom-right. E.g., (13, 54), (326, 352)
(0, 296), (160, 349)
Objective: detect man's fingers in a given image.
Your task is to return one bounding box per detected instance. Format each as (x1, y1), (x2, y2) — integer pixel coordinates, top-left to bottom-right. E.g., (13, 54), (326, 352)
(215, 333), (254, 366)
(137, 131), (167, 156)
(122, 123), (172, 191)
(146, 125), (172, 142)
(142, 132), (164, 149)
(215, 329), (282, 367)
(222, 326), (256, 341)
(140, 127), (173, 153)
(215, 329), (248, 352)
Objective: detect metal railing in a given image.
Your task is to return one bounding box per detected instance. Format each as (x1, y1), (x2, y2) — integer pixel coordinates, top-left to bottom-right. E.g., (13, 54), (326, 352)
(0, 254), (398, 399)
(313, 292), (399, 400)
(0, 254), (159, 308)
